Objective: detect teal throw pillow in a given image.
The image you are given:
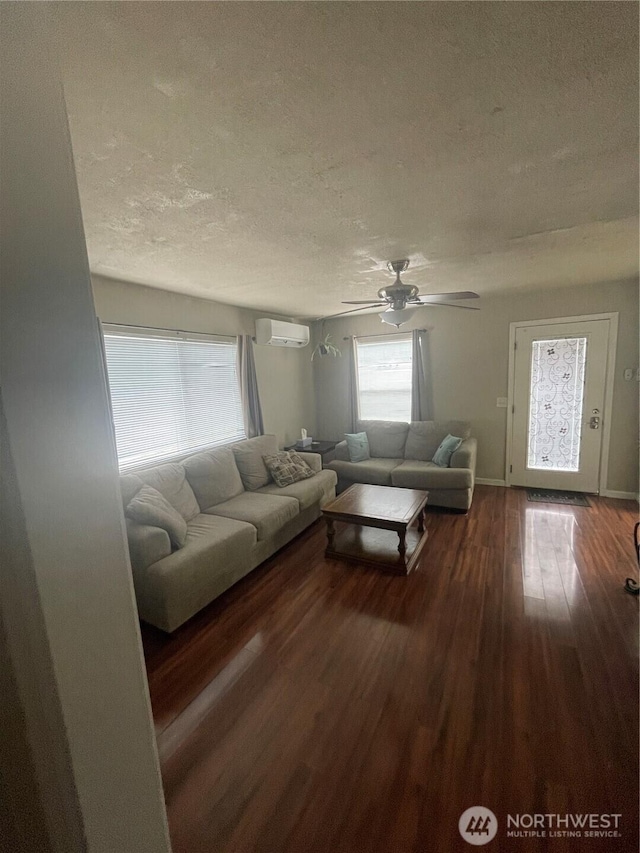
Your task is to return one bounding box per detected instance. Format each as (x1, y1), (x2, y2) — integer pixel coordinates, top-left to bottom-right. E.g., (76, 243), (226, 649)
(432, 434), (463, 468)
(345, 432), (370, 463)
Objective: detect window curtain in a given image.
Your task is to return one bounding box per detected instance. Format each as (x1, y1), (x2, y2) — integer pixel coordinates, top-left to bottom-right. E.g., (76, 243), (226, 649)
(411, 329), (432, 421)
(347, 336), (359, 432)
(237, 335), (264, 438)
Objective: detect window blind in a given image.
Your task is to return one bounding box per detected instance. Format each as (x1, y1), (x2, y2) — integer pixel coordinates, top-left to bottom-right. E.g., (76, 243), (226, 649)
(102, 325), (246, 470)
(355, 334), (413, 422)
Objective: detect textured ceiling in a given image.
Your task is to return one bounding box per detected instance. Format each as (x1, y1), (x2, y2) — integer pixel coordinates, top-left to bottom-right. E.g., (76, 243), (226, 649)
(55, 2), (639, 318)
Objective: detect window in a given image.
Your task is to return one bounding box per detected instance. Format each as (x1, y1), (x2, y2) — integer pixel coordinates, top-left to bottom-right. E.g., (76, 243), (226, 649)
(355, 334), (413, 422)
(102, 325), (245, 470)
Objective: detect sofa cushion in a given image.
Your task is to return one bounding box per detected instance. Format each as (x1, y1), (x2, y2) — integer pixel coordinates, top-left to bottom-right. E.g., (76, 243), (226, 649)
(184, 512), (256, 548)
(257, 469), (337, 510)
(126, 485), (188, 549)
(263, 451), (315, 487)
(204, 492), (299, 540)
(391, 460), (473, 490)
(357, 420), (409, 458)
(232, 434), (278, 490)
(183, 446), (244, 510)
(328, 458), (403, 486)
(404, 421), (471, 461)
(137, 462), (200, 522)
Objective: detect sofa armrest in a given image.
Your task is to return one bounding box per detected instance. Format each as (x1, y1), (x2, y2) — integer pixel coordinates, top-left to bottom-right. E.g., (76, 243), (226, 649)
(333, 440), (350, 461)
(125, 518), (171, 573)
(296, 451), (322, 473)
(450, 437), (477, 473)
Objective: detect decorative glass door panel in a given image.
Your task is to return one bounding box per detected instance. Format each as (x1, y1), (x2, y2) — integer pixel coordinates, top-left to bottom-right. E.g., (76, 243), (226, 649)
(527, 337), (587, 472)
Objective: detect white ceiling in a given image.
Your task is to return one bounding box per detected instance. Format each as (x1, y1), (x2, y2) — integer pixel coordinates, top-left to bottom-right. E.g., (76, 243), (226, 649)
(55, 2), (639, 319)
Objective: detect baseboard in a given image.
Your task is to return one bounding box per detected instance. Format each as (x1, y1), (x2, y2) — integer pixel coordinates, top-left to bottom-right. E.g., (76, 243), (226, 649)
(473, 482), (637, 500)
(600, 489), (639, 501)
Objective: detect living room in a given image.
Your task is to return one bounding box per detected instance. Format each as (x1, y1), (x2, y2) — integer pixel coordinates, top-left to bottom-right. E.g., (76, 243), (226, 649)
(2, 3), (638, 853)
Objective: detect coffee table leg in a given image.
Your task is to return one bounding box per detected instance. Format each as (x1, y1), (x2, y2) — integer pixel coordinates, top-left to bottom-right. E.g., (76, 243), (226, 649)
(418, 508), (424, 533)
(397, 529), (407, 559)
(326, 517), (335, 550)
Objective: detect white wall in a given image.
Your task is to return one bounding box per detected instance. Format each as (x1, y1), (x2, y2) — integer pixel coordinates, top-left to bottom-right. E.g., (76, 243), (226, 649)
(92, 275), (317, 447)
(0, 7), (170, 851)
(313, 278), (639, 495)
(1, 399), (84, 853)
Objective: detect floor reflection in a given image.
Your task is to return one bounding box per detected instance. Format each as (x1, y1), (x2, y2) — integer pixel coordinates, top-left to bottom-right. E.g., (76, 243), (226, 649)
(523, 506), (580, 608)
(157, 632), (264, 760)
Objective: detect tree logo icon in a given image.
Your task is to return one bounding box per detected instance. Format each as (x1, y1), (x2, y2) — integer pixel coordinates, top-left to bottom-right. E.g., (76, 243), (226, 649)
(458, 807), (498, 845)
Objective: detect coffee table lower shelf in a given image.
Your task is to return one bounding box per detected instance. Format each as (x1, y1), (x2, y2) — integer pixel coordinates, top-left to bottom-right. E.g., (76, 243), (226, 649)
(325, 523), (428, 575)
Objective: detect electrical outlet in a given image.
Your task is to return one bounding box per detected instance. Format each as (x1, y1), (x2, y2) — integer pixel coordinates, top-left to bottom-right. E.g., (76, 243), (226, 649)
(496, 397), (508, 408)
(624, 368), (634, 381)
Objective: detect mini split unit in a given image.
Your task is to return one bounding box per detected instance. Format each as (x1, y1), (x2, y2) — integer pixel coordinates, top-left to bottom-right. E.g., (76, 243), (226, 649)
(255, 318), (310, 348)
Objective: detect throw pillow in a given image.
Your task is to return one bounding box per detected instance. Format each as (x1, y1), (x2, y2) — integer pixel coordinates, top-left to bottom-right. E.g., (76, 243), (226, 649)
(126, 485), (188, 549)
(345, 432), (370, 463)
(432, 434), (463, 468)
(263, 451), (315, 488)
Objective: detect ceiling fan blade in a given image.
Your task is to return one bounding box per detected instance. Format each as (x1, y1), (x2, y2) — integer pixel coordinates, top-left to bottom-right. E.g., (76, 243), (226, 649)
(341, 300), (387, 305)
(423, 302), (480, 310)
(322, 304), (386, 319)
(412, 291), (479, 303)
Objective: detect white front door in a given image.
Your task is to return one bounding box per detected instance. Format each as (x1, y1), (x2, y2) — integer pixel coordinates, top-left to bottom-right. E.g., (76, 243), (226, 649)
(510, 320), (611, 493)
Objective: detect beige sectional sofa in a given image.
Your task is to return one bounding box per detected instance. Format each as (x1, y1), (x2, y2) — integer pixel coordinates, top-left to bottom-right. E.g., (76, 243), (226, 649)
(120, 435), (337, 633)
(327, 420), (477, 511)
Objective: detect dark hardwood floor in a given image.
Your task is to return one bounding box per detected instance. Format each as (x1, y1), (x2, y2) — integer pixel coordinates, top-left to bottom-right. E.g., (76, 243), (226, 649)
(142, 486), (639, 852)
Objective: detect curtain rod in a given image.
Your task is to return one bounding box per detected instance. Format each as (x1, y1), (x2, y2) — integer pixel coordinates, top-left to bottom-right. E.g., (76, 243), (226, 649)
(342, 329), (426, 341)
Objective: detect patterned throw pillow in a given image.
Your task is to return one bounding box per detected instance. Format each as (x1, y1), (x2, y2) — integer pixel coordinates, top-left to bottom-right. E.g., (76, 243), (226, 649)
(263, 451), (315, 488)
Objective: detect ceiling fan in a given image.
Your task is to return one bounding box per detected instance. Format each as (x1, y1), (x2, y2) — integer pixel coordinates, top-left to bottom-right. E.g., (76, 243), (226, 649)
(334, 259), (479, 327)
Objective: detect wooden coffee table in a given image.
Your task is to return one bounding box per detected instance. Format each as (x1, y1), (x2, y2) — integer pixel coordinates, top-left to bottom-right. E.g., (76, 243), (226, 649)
(322, 484), (429, 575)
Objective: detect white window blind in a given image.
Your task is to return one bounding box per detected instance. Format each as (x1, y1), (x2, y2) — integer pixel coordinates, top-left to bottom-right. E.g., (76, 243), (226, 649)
(102, 325), (246, 470)
(355, 334), (413, 422)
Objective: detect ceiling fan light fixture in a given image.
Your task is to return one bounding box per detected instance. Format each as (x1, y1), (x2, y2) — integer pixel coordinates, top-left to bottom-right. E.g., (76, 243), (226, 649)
(379, 306), (416, 328)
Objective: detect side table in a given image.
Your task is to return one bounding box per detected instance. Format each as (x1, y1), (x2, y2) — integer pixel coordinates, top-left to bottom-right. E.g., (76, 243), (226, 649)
(284, 440), (338, 466)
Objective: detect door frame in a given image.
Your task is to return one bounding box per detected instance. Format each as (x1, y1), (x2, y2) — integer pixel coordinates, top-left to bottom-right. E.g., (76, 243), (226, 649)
(505, 313), (619, 494)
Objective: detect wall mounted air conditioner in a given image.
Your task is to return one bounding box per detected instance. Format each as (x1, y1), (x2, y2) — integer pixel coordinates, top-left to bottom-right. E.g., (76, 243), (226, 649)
(255, 318), (310, 348)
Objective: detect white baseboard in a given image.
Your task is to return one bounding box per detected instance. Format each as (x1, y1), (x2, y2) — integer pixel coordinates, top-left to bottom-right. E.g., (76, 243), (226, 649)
(600, 489), (639, 501)
(473, 481), (637, 499)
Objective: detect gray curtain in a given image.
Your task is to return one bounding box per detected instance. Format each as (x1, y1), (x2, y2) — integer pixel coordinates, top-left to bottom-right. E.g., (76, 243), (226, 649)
(411, 329), (432, 421)
(347, 336), (359, 432)
(237, 335), (264, 438)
